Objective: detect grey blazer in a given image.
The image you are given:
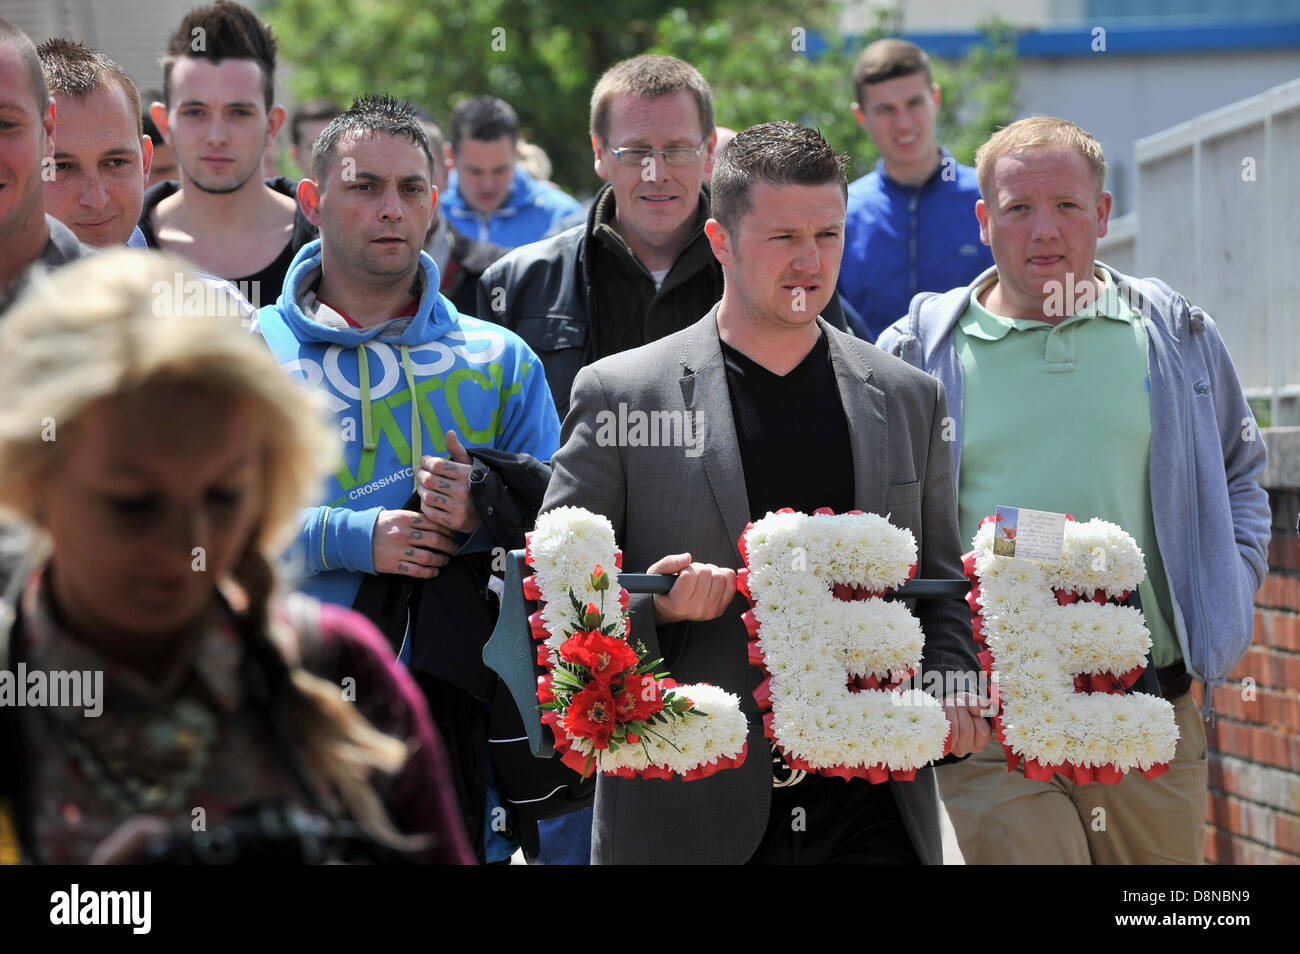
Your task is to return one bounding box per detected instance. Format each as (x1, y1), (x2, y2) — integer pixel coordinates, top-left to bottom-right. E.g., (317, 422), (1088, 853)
(540, 306), (979, 864)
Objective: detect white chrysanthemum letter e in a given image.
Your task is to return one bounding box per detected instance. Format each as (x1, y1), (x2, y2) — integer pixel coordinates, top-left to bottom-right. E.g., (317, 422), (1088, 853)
(967, 515), (1179, 783)
(739, 508), (951, 781)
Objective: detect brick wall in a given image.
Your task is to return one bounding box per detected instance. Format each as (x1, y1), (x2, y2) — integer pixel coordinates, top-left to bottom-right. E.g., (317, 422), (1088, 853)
(1197, 487), (1300, 865)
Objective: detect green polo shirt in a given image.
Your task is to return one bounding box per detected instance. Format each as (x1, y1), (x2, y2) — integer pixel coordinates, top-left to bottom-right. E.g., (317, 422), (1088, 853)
(954, 271), (1180, 667)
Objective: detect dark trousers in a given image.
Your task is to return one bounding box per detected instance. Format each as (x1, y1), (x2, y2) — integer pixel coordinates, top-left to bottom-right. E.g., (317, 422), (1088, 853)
(412, 671), (489, 864)
(748, 773), (921, 865)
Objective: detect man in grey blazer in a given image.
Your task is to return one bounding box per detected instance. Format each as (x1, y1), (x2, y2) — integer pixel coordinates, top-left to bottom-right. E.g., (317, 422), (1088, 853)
(540, 121), (989, 864)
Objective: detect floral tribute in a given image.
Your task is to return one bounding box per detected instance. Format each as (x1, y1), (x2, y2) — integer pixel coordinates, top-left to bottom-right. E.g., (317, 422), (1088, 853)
(525, 507), (748, 780)
(965, 514), (1178, 783)
(738, 508), (952, 782)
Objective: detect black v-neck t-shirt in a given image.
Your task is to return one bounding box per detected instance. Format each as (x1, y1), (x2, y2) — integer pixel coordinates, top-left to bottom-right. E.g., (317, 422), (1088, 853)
(721, 329), (917, 865)
(720, 329), (854, 521)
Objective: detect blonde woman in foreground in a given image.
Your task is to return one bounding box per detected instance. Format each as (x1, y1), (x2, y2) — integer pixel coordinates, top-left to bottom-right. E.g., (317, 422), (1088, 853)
(0, 250), (473, 864)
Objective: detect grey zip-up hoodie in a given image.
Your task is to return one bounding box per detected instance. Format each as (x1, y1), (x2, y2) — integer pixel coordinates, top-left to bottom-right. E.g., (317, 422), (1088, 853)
(876, 263), (1269, 715)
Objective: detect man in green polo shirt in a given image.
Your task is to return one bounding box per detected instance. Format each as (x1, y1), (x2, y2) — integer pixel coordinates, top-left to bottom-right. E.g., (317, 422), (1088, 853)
(877, 116), (1269, 864)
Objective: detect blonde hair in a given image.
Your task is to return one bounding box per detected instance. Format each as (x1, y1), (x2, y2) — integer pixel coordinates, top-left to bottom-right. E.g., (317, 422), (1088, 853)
(0, 250), (420, 852)
(975, 115), (1107, 201)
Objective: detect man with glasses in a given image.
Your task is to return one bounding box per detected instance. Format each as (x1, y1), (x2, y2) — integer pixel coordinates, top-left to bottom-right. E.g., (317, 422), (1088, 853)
(480, 54), (852, 419)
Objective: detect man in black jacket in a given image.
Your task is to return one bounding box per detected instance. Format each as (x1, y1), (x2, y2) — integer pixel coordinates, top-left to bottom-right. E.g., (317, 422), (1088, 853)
(479, 54), (855, 420)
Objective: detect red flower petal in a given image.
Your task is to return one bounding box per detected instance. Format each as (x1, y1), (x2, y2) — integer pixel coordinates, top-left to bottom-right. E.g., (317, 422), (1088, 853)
(1023, 758), (1055, 782)
(1094, 763), (1122, 785)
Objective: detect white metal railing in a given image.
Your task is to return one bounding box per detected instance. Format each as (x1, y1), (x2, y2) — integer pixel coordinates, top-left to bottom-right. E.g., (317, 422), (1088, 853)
(1130, 77), (1300, 425)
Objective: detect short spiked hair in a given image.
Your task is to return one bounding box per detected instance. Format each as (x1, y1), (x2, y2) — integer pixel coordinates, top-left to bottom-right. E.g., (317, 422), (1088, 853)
(311, 94), (433, 183)
(162, 1), (278, 111)
(710, 121), (848, 236)
(38, 38), (143, 135)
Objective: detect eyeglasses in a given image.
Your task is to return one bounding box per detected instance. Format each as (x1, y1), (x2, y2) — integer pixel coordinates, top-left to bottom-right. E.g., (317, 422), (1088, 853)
(608, 143), (706, 167)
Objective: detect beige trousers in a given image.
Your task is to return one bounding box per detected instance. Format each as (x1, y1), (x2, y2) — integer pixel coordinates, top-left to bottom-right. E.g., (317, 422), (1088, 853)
(937, 691), (1207, 864)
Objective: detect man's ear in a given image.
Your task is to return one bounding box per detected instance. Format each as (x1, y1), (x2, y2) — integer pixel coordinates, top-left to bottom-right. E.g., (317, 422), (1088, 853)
(266, 104), (287, 144)
(40, 100), (54, 164)
(1095, 190), (1113, 238)
(139, 135), (154, 186)
(702, 127), (719, 178)
(591, 134), (609, 182)
(298, 177), (323, 227)
(931, 83), (942, 109)
(704, 217), (731, 267)
(975, 199), (990, 247)
(150, 102), (171, 145)
(851, 101), (868, 132)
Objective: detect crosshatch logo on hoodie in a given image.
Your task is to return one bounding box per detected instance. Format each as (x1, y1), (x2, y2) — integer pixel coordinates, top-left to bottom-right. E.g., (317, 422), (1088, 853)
(50, 884), (151, 934)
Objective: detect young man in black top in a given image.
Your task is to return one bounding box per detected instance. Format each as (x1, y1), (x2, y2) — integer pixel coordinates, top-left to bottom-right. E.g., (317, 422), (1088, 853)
(540, 122), (989, 864)
(138, 1), (314, 307)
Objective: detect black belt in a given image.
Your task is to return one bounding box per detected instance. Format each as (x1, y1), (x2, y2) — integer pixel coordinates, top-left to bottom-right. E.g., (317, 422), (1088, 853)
(1156, 661), (1192, 700)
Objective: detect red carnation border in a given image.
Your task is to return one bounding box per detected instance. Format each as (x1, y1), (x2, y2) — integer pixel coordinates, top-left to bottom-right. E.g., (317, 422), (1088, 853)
(965, 512), (1170, 785)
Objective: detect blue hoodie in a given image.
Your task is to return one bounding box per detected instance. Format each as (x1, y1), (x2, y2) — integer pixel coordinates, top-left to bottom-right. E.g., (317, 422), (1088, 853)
(443, 166), (583, 248)
(256, 239), (560, 609)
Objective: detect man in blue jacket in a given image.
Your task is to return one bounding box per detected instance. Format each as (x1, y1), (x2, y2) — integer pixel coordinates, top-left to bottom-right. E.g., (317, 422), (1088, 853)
(440, 95), (581, 248)
(876, 116), (1269, 864)
(256, 95), (560, 861)
(838, 39), (992, 341)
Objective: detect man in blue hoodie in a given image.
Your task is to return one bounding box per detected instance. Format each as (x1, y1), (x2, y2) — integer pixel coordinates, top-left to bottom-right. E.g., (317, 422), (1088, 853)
(256, 95), (560, 861)
(838, 39), (992, 341)
(257, 94), (558, 606)
(876, 116), (1269, 865)
(440, 95), (582, 248)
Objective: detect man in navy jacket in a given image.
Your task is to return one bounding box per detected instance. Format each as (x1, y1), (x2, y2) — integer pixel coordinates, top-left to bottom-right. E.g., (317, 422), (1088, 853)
(837, 39), (992, 341)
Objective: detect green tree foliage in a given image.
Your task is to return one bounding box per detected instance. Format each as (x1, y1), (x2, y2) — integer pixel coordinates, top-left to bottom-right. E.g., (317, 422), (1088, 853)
(264, 0), (1017, 193)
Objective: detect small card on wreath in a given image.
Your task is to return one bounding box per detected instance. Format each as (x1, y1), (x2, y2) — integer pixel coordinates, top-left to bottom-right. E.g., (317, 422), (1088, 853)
(994, 505), (1064, 563)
